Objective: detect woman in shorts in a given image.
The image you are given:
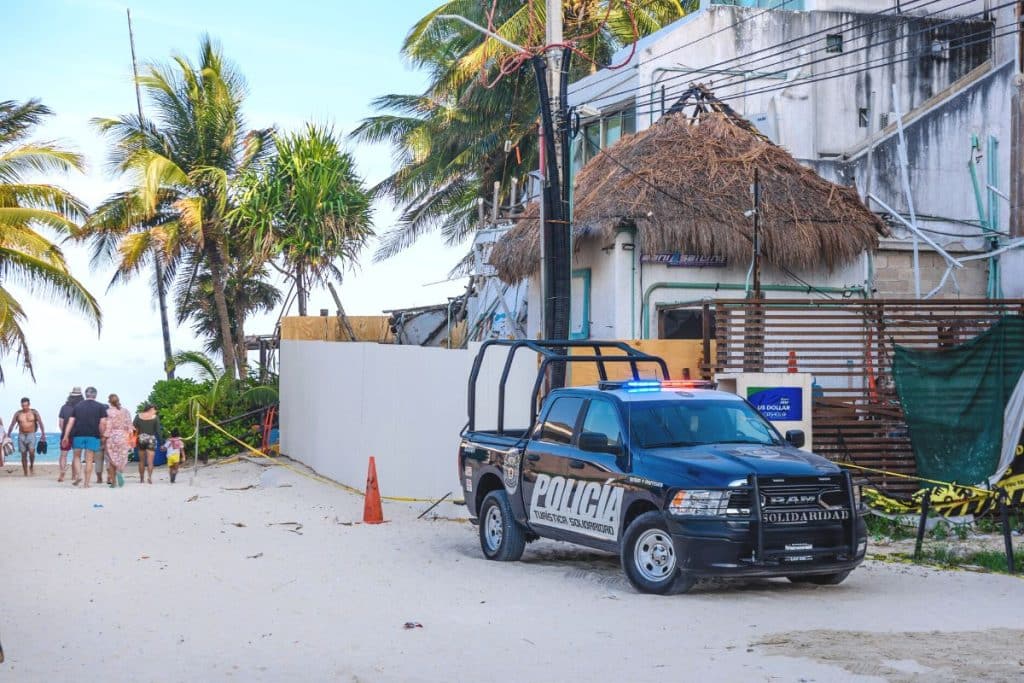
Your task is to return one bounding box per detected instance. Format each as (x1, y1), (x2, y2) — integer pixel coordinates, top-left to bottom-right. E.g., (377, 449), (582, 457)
(133, 404), (161, 484)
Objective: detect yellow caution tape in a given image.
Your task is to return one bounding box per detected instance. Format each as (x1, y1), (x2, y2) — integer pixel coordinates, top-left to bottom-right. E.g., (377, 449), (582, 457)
(195, 413), (444, 504)
(838, 461), (995, 497)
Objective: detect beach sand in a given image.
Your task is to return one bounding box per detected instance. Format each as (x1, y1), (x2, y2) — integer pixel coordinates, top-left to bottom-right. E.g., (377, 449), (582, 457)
(1, 460), (1022, 682)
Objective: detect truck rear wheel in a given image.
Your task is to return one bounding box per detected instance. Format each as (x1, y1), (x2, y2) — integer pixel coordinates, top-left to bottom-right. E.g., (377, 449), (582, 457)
(621, 512), (696, 595)
(787, 571), (850, 586)
(478, 490), (526, 562)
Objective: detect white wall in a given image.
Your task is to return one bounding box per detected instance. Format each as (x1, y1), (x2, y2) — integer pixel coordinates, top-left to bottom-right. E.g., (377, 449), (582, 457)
(279, 342), (536, 500)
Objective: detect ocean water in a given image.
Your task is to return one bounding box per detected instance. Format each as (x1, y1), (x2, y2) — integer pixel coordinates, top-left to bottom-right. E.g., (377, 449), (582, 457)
(0, 433), (61, 463)
(2, 433), (150, 464)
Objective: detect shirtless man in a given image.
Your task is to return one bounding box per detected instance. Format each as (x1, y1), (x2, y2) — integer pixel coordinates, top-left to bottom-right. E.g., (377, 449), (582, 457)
(8, 397), (44, 476)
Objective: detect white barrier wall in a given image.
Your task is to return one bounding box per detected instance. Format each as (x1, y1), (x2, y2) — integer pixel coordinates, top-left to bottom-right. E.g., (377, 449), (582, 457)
(279, 341), (536, 500)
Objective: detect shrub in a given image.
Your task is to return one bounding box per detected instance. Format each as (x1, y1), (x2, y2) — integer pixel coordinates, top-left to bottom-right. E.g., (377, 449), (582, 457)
(141, 372), (275, 461)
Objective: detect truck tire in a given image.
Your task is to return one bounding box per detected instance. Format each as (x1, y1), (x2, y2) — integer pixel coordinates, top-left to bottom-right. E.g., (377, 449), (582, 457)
(478, 490), (526, 562)
(621, 512), (695, 595)
(787, 570), (851, 586)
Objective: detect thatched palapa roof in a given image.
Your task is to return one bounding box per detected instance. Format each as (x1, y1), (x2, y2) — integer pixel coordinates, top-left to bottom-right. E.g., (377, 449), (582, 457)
(490, 110), (887, 284)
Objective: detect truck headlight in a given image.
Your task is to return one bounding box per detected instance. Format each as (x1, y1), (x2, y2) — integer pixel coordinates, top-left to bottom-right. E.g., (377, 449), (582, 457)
(669, 490), (730, 516)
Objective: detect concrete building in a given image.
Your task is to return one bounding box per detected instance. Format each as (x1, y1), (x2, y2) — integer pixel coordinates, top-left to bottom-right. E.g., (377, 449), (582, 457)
(493, 0), (1021, 341)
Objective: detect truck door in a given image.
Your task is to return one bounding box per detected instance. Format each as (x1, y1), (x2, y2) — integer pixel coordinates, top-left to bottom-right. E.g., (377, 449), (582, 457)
(567, 398), (629, 545)
(520, 396), (585, 531)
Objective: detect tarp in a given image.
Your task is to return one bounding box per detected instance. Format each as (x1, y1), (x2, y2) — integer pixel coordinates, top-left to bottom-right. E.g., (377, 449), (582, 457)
(995, 371), (1024, 485)
(893, 316), (1024, 486)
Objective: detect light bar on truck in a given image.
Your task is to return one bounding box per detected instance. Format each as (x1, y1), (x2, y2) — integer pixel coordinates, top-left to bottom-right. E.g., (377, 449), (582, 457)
(598, 379), (717, 392)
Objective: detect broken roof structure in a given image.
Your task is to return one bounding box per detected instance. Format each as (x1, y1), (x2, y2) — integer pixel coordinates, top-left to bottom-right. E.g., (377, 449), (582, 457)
(490, 90), (887, 284)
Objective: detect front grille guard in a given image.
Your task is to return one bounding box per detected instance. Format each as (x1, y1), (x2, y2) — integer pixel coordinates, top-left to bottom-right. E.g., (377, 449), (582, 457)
(673, 473), (860, 565)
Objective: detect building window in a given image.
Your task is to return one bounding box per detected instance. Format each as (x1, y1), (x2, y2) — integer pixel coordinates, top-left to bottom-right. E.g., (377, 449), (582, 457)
(571, 106), (636, 176)
(570, 268), (591, 340)
(826, 34), (843, 53)
(659, 308), (716, 341)
(858, 107), (869, 128)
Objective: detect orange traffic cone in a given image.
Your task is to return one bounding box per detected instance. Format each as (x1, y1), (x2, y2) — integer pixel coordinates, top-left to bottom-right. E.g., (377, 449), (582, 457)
(787, 350), (798, 373)
(363, 456), (385, 524)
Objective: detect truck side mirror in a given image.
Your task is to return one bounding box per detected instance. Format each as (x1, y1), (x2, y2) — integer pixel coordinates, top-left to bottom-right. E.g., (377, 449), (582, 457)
(785, 429), (805, 449)
(579, 432), (609, 453)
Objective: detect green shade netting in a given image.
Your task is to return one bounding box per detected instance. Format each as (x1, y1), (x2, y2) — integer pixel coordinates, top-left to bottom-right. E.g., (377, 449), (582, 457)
(893, 316), (1024, 486)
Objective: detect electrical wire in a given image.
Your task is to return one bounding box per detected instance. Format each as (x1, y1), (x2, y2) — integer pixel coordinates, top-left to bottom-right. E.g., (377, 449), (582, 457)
(476, 0), (644, 89)
(567, 0), (846, 98)
(655, 0), (974, 97)
(578, 0), (1011, 111)
(569, 0), (942, 107)
(614, 23), (1016, 120)
(707, 0), (997, 90)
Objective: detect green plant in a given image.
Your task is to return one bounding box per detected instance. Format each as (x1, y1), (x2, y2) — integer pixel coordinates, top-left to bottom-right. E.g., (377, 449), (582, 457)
(352, 1), (693, 259)
(141, 353), (276, 460)
(0, 99), (100, 379)
(231, 124), (373, 315)
(85, 37), (273, 378)
(864, 513), (914, 541)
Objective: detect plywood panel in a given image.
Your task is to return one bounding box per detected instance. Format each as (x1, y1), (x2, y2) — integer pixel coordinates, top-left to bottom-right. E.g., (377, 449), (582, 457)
(280, 316), (393, 343)
(568, 339), (712, 386)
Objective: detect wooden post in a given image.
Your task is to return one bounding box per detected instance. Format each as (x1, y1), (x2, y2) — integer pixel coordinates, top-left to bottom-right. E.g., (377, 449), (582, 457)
(1000, 491), (1016, 574)
(701, 302), (712, 380)
(914, 494), (930, 560)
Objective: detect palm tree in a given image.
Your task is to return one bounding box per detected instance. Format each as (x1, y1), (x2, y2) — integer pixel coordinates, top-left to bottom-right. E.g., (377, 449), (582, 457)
(85, 37), (271, 379)
(230, 124), (373, 316)
(0, 99), (101, 380)
(352, 0), (690, 258)
(175, 258), (281, 366)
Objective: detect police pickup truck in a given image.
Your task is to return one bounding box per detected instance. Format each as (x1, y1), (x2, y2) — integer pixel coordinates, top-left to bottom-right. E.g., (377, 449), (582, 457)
(459, 340), (866, 595)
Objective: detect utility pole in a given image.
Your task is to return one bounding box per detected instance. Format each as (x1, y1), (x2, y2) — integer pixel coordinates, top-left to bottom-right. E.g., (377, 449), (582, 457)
(435, 8), (572, 380)
(751, 167), (762, 299)
(745, 167), (764, 373)
(546, 0), (564, 184)
(127, 8), (175, 379)
(539, 0), (572, 388)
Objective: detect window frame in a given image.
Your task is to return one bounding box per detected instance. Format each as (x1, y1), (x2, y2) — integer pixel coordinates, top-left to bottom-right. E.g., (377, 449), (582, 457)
(536, 395), (586, 445)
(579, 398), (627, 455)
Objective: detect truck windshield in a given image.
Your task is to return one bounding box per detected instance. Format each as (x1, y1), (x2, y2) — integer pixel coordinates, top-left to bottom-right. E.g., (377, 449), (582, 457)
(629, 399), (783, 449)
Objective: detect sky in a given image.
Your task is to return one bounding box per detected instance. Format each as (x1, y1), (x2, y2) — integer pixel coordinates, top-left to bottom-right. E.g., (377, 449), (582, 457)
(3, 0), (469, 424)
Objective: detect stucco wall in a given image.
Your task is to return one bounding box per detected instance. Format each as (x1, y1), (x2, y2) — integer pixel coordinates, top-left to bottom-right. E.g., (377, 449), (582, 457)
(279, 341), (536, 500)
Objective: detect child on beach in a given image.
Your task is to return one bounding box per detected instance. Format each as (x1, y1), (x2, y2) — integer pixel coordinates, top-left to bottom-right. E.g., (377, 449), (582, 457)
(166, 430), (184, 483)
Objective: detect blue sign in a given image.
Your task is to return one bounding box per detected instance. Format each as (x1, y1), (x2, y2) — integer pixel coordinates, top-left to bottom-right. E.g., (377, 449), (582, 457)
(747, 386), (803, 422)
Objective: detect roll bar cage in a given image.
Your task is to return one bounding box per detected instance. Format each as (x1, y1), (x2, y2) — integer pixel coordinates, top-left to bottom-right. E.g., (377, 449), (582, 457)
(466, 340), (670, 434)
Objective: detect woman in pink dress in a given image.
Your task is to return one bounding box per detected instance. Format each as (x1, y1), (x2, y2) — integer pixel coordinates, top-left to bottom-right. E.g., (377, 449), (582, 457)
(103, 394), (132, 488)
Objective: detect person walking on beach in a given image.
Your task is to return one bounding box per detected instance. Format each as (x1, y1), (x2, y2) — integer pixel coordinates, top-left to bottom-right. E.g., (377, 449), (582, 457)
(103, 394), (132, 488)
(61, 387), (107, 488)
(8, 398), (44, 477)
(57, 388), (83, 483)
(165, 430), (184, 483)
(134, 404), (161, 484)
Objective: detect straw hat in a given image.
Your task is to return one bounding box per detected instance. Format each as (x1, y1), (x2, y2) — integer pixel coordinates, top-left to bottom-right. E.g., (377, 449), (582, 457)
(69, 386), (83, 397)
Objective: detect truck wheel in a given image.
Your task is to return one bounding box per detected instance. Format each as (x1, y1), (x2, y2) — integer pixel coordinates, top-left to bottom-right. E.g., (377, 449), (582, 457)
(787, 571), (851, 586)
(621, 512), (695, 595)
(478, 490), (526, 562)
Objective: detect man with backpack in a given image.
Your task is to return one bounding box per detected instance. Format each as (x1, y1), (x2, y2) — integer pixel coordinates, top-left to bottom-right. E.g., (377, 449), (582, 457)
(8, 397), (45, 477)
